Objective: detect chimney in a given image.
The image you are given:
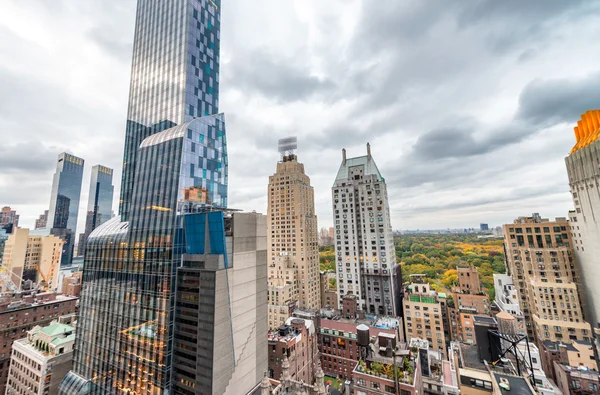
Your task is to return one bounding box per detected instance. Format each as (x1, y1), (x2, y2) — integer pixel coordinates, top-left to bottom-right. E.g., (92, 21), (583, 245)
(367, 142), (371, 159)
(342, 148), (347, 165)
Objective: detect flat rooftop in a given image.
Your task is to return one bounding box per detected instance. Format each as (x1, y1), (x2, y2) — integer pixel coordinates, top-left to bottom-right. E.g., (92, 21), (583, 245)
(493, 373), (535, 394)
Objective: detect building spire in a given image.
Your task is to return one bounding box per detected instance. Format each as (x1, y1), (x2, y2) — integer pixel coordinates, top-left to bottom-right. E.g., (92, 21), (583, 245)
(367, 142), (371, 159)
(342, 148), (347, 165)
(260, 370), (271, 395)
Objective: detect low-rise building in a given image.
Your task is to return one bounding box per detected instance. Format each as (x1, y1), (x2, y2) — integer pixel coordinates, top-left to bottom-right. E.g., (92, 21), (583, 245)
(6, 321), (75, 394)
(318, 296), (400, 381)
(353, 336), (423, 395)
(268, 317), (318, 384)
(0, 292), (77, 394)
(553, 363), (599, 394)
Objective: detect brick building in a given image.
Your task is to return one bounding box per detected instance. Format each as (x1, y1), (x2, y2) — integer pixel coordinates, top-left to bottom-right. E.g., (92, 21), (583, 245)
(268, 317), (318, 384)
(0, 291), (77, 394)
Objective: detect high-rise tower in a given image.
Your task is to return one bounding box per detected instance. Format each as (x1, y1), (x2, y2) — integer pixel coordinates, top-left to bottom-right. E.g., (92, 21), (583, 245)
(60, 1), (230, 393)
(47, 152), (84, 266)
(267, 138), (320, 329)
(332, 144), (401, 316)
(77, 165), (114, 257)
(565, 110), (600, 349)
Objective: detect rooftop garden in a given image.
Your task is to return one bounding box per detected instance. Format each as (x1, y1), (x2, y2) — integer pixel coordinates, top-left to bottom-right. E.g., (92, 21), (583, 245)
(355, 359), (415, 385)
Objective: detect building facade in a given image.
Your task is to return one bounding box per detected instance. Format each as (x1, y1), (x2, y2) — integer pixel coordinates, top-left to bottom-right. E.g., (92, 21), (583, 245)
(34, 211), (48, 230)
(0, 292), (77, 395)
(46, 153), (84, 266)
(0, 207), (19, 228)
(267, 149), (320, 329)
(320, 271), (339, 310)
(77, 165), (114, 257)
(268, 317), (318, 384)
(1, 228), (63, 291)
(59, 0), (229, 393)
(171, 211), (267, 395)
(6, 322), (75, 395)
(503, 214), (591, 345)
(448, 266), (490, 344)
(403, 276), (448, 359)
(565, 110), (600, 345)
(332, 144), (401, 316)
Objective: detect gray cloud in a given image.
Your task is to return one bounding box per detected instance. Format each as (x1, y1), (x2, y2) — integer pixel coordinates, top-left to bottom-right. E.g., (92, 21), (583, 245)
(225, 49), (337, 103)
(517, 72), (600, 126)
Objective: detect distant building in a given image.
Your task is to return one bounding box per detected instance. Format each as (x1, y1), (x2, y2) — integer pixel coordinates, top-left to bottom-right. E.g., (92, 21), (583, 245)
(61, 271), (82, 298)
(77, 165), (114, 257)
(540, 339), (598, 382)
(0, 207), (19, 228)
(553, 362), (599, 394)
(34, 211), (48, 230)
(332, 144), (401, 316)
(448, 266), (490, 344)
(319, 271), (338, 309)
(1, 228), (63, 291)
(503, 214), (591, 343)
(404, 275), (448, 359)
(480, 223), (489, 231)
(46, 153), (84, 266)
(0, 292), (77, 394)
(268, 317), (318, 384)
(6, 322), (75, 395)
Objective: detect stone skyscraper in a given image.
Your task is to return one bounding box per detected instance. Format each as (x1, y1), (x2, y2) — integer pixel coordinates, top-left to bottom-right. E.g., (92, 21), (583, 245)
(60, 0), (234, 393)
(332, 144), (401, 316)
(47, 152), (84, 266)
(565, 110), (600, 347)
(267, 139), (320, 329)
(502, 214), (591, 344)
(77, 165), (114, 257)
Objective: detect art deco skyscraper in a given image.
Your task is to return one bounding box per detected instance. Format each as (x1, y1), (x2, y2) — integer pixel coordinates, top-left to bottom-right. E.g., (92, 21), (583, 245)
(267, 138), (320, 329)
(565, 110), (600, 347)
(47, 152), (84, 266)
(60, 0), (230, 393)
(77, 165), (114, 257)
(332, 144), (401, 316)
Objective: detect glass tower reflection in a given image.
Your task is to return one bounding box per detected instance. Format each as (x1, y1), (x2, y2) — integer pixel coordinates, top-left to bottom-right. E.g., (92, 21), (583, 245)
(60, 0), (226, 394)
(78, 165), (114, 257)
(47, 152), (84, 266)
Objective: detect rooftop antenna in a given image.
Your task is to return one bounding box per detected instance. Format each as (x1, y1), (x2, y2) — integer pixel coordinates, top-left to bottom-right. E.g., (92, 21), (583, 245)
(278, 136), (298, 162)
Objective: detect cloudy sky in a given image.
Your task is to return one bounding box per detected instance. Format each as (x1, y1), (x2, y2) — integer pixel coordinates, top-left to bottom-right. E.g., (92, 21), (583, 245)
(1, 0), (600, 234)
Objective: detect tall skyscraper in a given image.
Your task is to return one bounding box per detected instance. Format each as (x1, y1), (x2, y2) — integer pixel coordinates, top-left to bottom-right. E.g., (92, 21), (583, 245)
(267, 138), (320, 329)
(60, 1), (232, 393)
(503, 214), (592, 345)
(565, 110), (600, 347)
(46, 153), (84, 266)
(332, 144), (401, 316)
(77, 165), (114, 257)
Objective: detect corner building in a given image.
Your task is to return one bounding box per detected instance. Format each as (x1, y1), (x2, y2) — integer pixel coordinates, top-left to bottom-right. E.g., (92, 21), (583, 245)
(565, 110), (600, 346)
(332, 144), (401, 316)
(59, 0), (234, 393)
(267, 151), (320, 329)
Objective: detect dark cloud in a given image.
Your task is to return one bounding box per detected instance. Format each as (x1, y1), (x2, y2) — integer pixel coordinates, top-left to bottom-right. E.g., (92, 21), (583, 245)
(225, 49), (337, 103)
(517, 72), (600, 126)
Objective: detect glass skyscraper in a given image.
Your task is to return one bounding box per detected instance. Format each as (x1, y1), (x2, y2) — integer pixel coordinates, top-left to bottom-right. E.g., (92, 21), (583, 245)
(77, 165), (114, 257)
(47, 152), (85, 266)
(60, 0), (227, 393)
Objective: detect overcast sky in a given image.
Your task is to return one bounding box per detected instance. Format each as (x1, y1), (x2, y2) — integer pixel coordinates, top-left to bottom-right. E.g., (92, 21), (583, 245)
(1, 0), (600, 235)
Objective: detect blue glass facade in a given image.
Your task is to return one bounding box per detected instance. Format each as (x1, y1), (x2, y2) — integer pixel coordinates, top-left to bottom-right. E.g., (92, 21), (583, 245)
(78, 165), (114, 257)
(47, 152), (84, 266)
(62, 1), (227, 394)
